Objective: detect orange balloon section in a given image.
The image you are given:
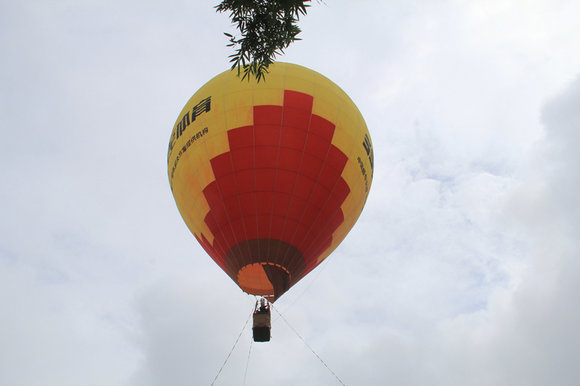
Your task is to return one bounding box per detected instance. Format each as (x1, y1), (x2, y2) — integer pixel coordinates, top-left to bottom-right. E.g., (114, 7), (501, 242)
(168, 63), (373, 301)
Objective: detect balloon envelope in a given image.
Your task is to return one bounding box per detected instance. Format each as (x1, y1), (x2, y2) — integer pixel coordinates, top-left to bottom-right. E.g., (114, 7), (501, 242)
(168, 63), (373, 301)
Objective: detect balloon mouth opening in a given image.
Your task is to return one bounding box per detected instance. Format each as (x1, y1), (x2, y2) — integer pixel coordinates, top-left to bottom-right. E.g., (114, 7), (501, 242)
(238, 262), (291, 301)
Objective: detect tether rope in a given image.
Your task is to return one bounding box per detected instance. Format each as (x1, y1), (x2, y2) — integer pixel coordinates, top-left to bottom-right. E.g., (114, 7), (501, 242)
(270, 303), (346, 385)
(210, 309), (253, 386)
(242, 338), (253, 386)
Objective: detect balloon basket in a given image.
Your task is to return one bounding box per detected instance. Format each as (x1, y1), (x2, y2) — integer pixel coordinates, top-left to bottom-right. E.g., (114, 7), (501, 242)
(252, 297), (271, 342)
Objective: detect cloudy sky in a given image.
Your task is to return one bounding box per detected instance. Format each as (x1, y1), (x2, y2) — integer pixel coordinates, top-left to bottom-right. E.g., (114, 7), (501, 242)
(1, 0), (580, 385)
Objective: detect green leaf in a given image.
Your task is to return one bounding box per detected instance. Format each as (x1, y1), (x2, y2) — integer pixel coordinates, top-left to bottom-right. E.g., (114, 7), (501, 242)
(216, 0), (311, 81)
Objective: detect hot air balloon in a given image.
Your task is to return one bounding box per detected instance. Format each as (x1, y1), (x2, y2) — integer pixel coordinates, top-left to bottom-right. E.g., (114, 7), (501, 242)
(168, 63), (373, 310)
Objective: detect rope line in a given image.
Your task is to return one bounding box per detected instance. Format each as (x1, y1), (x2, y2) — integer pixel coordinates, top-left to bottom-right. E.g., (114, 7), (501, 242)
(271, 304), (346, 386)
(210, 309), (253, 386)
(242, 338), (253, 386)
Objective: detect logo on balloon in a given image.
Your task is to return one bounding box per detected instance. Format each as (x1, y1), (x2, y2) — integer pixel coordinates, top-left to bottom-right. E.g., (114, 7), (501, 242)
(168, 96), (212, 158)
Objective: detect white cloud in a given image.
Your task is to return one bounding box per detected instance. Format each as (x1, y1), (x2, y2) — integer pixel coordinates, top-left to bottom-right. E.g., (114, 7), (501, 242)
(430, 74), (580, 386)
